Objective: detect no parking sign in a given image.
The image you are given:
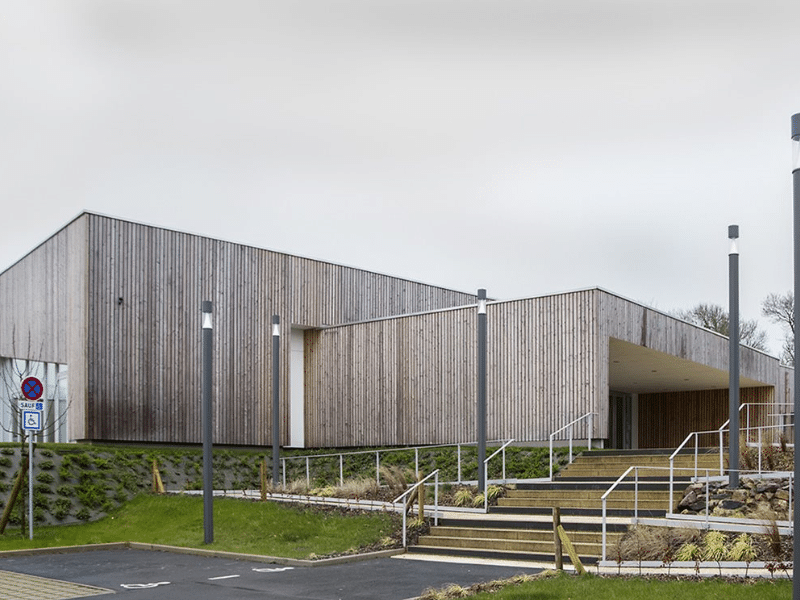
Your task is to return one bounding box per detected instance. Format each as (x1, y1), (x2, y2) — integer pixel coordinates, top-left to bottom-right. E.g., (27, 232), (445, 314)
(21, 377), (44, 400)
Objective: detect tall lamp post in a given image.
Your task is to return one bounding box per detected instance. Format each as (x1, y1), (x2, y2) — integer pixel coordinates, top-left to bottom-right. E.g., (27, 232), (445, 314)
(477, 289), (487, 492)
(791, 112), (800, 600)
(728, 225), (740, 490)
(201, 301), (214, 545)
(272, 315), (281, 485)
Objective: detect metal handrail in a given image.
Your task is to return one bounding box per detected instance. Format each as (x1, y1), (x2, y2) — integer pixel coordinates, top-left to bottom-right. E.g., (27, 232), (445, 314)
(601, 464), (795, 564)
(280, 439), (510, 488)
(549, 412), (596, 481)
(483, 439), (515, 512)
(394, 469), (440, 548)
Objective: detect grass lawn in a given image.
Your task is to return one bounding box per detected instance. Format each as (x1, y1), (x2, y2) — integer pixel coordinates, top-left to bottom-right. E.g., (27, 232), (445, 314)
(450, 572), (791, 600)
(0, 494), (397, 559)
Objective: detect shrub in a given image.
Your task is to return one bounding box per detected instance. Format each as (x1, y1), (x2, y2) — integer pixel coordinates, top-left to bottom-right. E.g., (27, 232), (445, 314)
(76, 507), (91, 521)
(0, 456), (12, 468)
(36, 471), (55, 484)
(38, 460), (55, 470)
(56, 484), (74, 497)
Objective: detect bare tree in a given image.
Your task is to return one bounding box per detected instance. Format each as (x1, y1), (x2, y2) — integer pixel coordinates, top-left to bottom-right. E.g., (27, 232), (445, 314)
(0, 327), (69, 534)
(673, 303), (769, 352)
(762, 291), (794, 366)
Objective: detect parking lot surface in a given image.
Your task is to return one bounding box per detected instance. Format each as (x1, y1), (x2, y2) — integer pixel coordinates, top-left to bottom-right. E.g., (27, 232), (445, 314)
(0, 548), (542, 600)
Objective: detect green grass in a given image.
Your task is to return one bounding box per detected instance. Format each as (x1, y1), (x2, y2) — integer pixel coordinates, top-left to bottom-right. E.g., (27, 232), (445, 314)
(0, 494), (397, 559)
(465, 573), (790, 600)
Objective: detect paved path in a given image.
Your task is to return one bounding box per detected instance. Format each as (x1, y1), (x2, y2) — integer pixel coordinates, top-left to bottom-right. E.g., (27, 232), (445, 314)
(0, 548), (542, 600)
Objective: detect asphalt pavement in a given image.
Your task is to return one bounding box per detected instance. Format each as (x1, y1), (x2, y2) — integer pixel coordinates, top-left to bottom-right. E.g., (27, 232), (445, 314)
(0, 548), (542, 600)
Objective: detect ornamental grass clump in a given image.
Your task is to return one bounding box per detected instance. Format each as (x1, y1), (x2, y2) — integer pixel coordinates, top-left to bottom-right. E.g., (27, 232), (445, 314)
(702, 530), (727, 576)
(729, 533), (757, 577)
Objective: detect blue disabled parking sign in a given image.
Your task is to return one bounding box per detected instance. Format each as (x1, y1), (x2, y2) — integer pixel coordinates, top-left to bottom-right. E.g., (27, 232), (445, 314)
(22, 410), (42, 431)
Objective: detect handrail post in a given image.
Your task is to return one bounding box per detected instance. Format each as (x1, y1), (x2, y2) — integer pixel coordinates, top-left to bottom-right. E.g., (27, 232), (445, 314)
(634, 466), (639, 523)
(415, 448), (419, 477)
(281, 458), (286, 489)
(705, 469), (710, 530)
(589, 412), (593, 450)
(339, 454), (344, 486)
(306, 457), (310, 487)
(402, 508), (407, 548)
(601, 497), (607, 563)
(694, 434), (698, 480)
(376, 451), (380, 486)
(668, 457), (673, 516)
(569, 427), (573, 464)
(502, 445), (506, 482)
(457, 444), (462, 484)
(549, 435), (554, 482)
(790, 471), (794, 526)
(758, 427), (763, 476)
(719, 429), (724, 476)
(434, 471), (439, 526)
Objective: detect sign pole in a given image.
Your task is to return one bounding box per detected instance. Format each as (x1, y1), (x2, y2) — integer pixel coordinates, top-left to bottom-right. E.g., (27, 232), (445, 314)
(28, 434), (33, 540)
(19, 375), (44, 541)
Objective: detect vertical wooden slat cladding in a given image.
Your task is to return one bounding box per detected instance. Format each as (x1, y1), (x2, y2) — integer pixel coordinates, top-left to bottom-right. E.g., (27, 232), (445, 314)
(304, 291), (599, 447)
(638, 387), (774, 449)
(0, 218), (76, 363)
(76, 214), (474, 445)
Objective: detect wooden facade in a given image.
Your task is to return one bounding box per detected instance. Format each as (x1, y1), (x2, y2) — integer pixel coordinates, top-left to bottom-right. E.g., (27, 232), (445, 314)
(0, 213), (476, 445)
(0, 213), (793, 449)
(307, 289), (790, 448)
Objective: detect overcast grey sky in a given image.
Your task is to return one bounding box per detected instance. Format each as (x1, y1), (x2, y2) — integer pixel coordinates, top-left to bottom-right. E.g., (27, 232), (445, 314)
(2, 1), (799, 354)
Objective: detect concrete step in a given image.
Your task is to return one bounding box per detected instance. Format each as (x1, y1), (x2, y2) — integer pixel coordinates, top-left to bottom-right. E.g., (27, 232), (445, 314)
(417, 534), (607, 555)
(505, 489), (677, 501)
(428, 526), (620, 545)
(408, 544), (601, 565)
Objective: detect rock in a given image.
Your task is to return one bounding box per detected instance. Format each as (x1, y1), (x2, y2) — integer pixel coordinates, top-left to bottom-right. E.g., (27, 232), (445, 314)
(756, 482), (779, 494)
(678, 490), (698, 509)
(720, 500), (744, 510)
(776, 490), (790, 501)
(732, 490), (749, 502)
(689, 500), (707, 512)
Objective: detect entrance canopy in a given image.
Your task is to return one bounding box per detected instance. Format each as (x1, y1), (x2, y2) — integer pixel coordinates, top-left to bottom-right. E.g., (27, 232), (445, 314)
(609, 337), (769, 394)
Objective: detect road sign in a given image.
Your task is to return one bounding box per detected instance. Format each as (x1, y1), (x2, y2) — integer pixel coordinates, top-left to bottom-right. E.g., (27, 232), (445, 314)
(22, 410), (42, 431)
(21, 377), (44, 400)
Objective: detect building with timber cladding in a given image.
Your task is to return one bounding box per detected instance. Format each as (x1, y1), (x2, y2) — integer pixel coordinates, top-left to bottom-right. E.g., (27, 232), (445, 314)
(0, 212), (792, 450)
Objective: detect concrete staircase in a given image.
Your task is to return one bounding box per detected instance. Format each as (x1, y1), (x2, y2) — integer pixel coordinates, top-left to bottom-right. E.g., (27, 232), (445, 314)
(409, 448), (723, 565)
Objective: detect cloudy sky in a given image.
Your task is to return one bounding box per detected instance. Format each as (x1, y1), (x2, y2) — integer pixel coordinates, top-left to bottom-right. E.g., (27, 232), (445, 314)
(2, 1), (799, 354)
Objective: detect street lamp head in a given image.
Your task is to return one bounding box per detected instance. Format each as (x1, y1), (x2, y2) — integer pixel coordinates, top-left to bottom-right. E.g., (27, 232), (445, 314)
(272, 314), (280, 337)
(477, 289), (487, 315)
(728, 225), (739, 255)
(201, 301), (212, 330)
(793, 114), (800, 172)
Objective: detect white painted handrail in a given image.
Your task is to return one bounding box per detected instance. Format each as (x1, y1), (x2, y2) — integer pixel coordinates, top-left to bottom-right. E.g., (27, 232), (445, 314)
(394, 469), (440, 547)
(482, 439), (515, 512)
(549, 412), (596, 481)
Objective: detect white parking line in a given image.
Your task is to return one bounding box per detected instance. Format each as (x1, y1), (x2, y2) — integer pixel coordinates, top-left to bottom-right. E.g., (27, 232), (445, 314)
(208, 574), (241, 581)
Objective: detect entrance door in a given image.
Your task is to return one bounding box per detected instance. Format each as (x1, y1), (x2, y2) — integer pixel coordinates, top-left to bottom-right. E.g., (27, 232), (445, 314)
(610, 392), (633, 449)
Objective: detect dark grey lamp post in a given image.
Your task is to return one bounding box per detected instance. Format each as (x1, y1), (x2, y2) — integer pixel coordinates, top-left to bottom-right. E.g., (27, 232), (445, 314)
(477, 289), (487, 492)
(791, 112), (800, 600)
(728, 225), (740, 490)
(201, 301), (214, 545)
(272, 315), (281, 485)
